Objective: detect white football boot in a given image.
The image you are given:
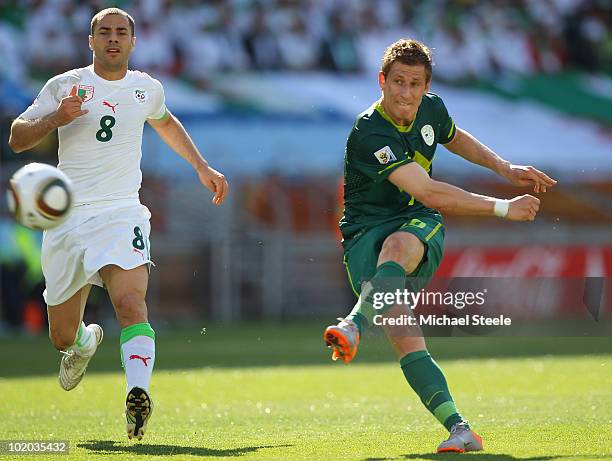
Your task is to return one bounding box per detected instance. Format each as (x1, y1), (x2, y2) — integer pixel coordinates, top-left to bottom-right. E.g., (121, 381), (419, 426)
(437, 421), (484, 453)
(58, 324), (103, 391)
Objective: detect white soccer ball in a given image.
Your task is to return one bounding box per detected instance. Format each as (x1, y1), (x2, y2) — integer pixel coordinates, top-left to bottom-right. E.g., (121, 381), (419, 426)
(6, 163), (73, 230)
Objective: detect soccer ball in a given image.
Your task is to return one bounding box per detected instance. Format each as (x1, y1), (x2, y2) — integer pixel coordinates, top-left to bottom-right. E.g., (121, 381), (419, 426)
(6, 163), (73, 230)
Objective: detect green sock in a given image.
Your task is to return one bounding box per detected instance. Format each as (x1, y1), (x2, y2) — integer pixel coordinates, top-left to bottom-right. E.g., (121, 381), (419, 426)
(347, 261), (406, 335)
(400, 350), (465, 431)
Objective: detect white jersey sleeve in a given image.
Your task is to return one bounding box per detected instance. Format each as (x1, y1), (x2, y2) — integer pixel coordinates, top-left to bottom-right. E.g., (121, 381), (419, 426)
(147, 78), (167, 120)
(20, 71), (80, 120)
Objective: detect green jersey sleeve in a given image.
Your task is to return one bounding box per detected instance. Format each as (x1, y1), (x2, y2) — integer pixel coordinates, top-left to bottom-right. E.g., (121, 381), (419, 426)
(348, 133), (411, 183)
(430, 94), (456, 144)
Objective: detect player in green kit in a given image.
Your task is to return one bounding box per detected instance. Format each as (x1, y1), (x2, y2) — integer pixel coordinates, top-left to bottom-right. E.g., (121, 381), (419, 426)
(323, 39), (557, 453)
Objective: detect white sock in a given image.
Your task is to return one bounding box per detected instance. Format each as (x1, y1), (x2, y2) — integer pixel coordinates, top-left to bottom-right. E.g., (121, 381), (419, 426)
(70, 322), (96, 355)
(121, 336), (155, 394)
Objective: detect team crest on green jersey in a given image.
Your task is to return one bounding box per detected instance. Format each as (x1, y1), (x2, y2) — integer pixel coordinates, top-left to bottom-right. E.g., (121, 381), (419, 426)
(77, 85), (94, 102)
(373, 145), (397, 164)
(421, 124), (435, 146)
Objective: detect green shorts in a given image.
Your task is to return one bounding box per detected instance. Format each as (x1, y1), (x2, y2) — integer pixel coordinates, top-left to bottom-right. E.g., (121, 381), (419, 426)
(342, 213), (445, 297)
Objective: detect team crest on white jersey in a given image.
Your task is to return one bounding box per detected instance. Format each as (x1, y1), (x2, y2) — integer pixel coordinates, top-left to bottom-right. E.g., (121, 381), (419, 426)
(133, 89), (147, 104)
(373, 146), (397, 165)
(421, 124), (435, 146)
(77, 85), (94, 102)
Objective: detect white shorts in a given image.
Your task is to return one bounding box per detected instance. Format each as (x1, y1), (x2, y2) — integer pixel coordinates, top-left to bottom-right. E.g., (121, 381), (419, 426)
(42, 200), (152, 306)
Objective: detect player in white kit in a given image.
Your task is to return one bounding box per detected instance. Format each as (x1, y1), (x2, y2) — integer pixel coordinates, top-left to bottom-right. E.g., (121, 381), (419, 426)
(8, 8), (228, 440)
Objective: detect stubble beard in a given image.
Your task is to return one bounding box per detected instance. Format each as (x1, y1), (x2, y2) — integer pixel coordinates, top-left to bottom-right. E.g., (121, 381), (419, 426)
(96, 54), (129, 72)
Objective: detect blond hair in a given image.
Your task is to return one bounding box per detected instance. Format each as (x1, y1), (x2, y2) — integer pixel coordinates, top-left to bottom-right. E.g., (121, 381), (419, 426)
(382, 39), (432, 81)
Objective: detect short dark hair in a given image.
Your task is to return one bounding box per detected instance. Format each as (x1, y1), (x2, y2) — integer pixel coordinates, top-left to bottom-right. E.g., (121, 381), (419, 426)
(381, 39), (432, 82)
(90, 8), (135, 36)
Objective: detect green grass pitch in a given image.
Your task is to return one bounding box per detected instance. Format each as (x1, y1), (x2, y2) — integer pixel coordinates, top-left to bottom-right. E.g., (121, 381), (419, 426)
(0, 324), (610, 460)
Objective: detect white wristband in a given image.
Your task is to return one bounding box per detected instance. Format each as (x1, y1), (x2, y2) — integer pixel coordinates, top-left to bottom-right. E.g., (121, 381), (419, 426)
(493, 200), (509, 218)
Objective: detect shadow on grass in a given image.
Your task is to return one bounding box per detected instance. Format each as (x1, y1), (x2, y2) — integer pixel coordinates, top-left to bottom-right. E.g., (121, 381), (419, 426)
(404, 454), (566, 460)
(365, 454), (608, 460)
(77, 440), (292, 457)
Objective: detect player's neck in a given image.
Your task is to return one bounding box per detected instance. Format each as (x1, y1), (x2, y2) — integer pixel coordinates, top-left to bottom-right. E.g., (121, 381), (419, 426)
(379, 98), (414, 127)
(93, 60), (128, 81)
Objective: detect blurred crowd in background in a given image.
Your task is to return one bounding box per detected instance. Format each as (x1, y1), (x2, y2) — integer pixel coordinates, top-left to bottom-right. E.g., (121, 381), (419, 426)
(1, 0), (611, 87)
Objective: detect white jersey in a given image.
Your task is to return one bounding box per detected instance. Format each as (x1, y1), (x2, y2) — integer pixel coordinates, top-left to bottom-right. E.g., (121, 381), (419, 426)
(20, 65), (167, 205)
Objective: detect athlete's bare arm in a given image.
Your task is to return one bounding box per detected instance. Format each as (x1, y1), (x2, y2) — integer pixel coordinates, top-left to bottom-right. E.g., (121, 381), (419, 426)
(9, 86), (87, 154)
(148, 111), (228, 205)
(388, 162), (540, 221)
(443, 127), (557, 193)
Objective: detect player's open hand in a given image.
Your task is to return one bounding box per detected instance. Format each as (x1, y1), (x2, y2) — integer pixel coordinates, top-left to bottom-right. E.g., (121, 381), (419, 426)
(197, 165), (229, 205)
(503, 164), (557, 193)
(506, 194), (540, 221)
(52, 85), (89, 127)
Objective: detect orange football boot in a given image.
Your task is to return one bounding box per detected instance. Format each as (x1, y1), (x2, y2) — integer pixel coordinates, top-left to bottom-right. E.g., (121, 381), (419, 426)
(323, 318), (360, 364)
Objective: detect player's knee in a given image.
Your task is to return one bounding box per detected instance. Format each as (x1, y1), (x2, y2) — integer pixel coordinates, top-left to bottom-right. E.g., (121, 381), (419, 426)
(114, 292), (147, 324)
(379, 233), (424, 274)
(392, 335), (428, 358)
(49, 327), (78, 351)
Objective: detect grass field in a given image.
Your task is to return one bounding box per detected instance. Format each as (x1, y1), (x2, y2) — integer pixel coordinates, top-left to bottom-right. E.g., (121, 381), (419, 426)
(0, 323), (611, 460)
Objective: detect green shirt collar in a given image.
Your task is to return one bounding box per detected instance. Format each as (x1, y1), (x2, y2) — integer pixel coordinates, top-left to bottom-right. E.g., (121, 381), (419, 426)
(374, 101), (415, 133)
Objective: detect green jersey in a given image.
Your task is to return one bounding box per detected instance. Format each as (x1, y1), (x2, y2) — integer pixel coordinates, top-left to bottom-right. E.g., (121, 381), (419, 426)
(339, 93), (456, 244)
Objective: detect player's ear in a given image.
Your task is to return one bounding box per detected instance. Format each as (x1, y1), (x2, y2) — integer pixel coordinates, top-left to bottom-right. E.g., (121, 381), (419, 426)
(88, 35), (93, 51)
(378, 71), (385, 89)
(424, 79), (431, 94)
(131, 36), (136, 48)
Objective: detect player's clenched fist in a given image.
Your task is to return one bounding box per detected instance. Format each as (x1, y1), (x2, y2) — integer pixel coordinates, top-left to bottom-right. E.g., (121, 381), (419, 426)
(506, 194), (540, 221)
(52, 85), (89, 127)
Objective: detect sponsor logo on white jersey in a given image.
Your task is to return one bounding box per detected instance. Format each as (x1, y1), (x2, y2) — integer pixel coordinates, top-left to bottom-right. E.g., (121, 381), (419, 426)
(102, 101), (119, 113)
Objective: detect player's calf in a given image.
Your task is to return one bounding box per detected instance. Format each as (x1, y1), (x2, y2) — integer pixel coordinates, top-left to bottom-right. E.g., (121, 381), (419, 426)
(50, 327), (80, 351)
